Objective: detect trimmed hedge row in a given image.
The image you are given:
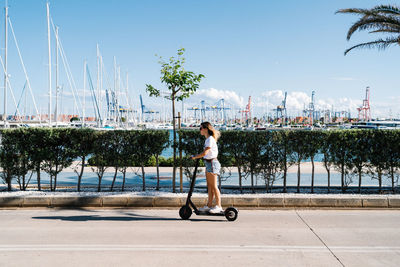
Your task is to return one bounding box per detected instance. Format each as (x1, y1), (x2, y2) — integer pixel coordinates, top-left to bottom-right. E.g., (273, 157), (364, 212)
(1, 128), (399, 193)
(178, 129), (400, 193)
(0, 128), (169, 192)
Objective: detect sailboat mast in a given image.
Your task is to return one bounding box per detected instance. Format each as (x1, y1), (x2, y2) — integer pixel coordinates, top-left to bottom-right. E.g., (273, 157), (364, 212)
(3, 1), (8, 125)
(46, 2), (52, 126)
(96, 44), (100, 127)
(83, 60), (86, 127)
(55, 26), (59, 126)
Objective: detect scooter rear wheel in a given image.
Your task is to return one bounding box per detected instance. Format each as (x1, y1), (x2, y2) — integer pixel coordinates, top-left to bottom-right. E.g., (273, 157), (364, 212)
(179, 205), (192, 220)
(224, 207), (238, 221)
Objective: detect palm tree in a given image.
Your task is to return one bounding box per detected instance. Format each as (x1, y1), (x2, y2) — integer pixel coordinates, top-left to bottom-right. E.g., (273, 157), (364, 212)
(336, 5), (400, 55)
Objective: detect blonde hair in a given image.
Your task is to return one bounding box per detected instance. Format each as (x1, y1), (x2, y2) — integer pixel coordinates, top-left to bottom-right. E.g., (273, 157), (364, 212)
(201, 121), (220, 141)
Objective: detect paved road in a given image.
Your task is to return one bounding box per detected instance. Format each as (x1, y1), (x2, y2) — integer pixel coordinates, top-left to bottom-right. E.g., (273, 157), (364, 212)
(0, 208), (399, 267)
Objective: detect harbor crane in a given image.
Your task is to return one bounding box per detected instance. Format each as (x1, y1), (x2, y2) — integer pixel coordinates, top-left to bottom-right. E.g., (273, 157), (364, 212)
(274, 92), (287, 125)
(139, 94), (159, 121)
(357, 87), (371, 121)
(239, 96), (251, 125)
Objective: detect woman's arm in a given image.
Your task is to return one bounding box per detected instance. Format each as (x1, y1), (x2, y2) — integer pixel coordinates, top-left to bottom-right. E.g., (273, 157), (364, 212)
(191, 147), (210, 159)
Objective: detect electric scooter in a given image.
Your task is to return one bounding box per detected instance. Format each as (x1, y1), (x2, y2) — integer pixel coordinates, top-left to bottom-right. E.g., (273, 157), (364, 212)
(179, 159), (239, 221)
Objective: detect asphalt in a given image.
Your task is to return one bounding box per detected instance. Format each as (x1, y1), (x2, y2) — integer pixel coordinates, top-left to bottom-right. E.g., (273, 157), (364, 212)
(0, 209), (399, 267)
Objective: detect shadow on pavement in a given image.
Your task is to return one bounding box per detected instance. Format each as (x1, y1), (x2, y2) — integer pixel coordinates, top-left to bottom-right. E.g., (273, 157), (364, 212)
(32, 212), (225, 222)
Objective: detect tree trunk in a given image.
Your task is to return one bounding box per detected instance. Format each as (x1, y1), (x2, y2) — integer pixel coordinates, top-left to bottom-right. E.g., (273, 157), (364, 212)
(122, 169), (126, 192)
(378, 171), (382, 194)
(358, 168), (362, 194)
(327, 168), (330, 193)
(36, 166), (41, 191)
(283, 154), (287, 193)
(54, 165), (58, 191)
(311, 157), (315, 194)
(17, 177), (22, 191)
(97, 175), (102, 192)
(251, 170), (254, 193)
(297, 161), (301, 193)
(50, 172), (53, 191)
(22, 174), (26, 191)
(141, 165), (146, 191)
(156, 155), (160, 191)
(172, 97), (176, 193)
(110, 166), (118, 191)
(7, 175), (11, 191)
(237, 165), (242, 193)
(341, 162), (345, 192)
(391, 166), (395, 193)
(77, 156), (85, 192)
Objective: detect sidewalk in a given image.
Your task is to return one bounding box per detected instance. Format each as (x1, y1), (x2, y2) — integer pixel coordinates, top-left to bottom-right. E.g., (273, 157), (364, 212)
(1, 191), (399, 208)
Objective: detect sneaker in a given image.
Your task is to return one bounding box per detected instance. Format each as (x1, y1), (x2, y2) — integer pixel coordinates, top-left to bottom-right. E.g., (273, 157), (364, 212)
(209, 205), (224, 214)
(199, 206), (210, 212)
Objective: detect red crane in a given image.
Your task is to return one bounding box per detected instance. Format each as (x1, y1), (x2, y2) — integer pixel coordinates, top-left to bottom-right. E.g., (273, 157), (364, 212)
(357, 87), (371, 121)
(240, 96), (251, 124)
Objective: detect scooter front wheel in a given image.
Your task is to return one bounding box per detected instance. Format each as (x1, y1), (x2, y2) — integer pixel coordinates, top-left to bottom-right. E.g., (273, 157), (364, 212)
(224, 207), (238, 221)
(179, 205), (192, 220)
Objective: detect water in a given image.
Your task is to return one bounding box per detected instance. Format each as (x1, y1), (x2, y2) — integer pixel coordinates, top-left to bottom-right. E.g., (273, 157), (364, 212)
(20, 170), (392, 188)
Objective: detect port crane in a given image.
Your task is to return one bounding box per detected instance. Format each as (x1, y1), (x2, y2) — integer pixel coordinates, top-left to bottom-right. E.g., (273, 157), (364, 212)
(239, 96), (252, 125)
(357, 87), (371, 121)
(274, 92), (287, 125)
(139, 94), (159, 121)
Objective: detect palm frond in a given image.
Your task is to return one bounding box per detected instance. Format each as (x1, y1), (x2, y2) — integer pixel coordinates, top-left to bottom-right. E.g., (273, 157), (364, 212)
(369, 28), (400, 34)
(336, 8), (376, 16)
(371, 5), (400, 16)
(344, 37), (400, 55)
(346, 16), (400, 40)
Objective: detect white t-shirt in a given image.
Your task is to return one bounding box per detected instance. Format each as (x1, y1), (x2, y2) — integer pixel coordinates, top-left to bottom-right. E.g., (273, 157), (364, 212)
(203, 136), (218, 159)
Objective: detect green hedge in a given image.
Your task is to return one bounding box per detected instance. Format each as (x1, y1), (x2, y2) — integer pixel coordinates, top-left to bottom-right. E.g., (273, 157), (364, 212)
(1, 128), (399, 193)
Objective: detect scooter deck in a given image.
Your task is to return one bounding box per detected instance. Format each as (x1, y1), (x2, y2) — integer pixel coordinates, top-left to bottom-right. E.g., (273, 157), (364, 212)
(194, 210), (225, 216)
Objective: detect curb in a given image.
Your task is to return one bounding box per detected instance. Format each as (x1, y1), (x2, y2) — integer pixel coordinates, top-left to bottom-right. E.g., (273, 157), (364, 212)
(0, 195), (399, 208)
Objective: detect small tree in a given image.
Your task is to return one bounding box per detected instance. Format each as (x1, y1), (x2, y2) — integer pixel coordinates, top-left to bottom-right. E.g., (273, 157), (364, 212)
(108, 131), (125, 191)
(89, 131), (111, 192)
(306, 131), (323, 194)
(149, 130), (170, 191)
(330, 130), (353, 192)
(41, 129), (76, 191)
(274, 130), (293, 193)
(70, 128), (95, 192)
(260, 131), (281, 192)
(321, 131), (334, 193)
(215, 132), (234, 192)
(287, 130), (309, 193)
(223, 131), (246, 193)
(120, 131), (135, 191)
(242, 131), (265, 193)
(132, 131), (155, 191)
(384, 130), (400, 192)
(0, 130), (20, 191)
(369, 130), (388, 193)
(26, 128), (48, 191)
(146, 48), (204, 193)
(347, 130), (371, 193)
(13, 128), (35, 191)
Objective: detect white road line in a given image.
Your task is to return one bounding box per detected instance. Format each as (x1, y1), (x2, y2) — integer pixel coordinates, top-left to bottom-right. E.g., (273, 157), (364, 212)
(0, 245), (399, 253)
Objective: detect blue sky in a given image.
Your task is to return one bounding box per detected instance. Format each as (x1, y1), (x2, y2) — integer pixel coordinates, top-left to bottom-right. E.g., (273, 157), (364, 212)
(2, 0), (400, 119)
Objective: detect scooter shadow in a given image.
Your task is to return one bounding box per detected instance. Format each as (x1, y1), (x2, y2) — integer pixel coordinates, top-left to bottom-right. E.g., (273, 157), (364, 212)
(32, 212), (225, 222)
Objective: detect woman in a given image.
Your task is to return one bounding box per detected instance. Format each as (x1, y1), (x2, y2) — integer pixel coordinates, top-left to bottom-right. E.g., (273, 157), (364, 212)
(191, 122), (223, 214)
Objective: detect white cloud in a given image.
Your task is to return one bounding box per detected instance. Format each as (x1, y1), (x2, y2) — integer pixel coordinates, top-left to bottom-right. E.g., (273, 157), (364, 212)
(192, 88), (245, 107)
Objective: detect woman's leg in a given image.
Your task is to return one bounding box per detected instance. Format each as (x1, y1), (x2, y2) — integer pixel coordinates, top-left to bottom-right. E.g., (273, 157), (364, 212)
(207, 172), (221, 207)
(206, 171), (214, 207)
